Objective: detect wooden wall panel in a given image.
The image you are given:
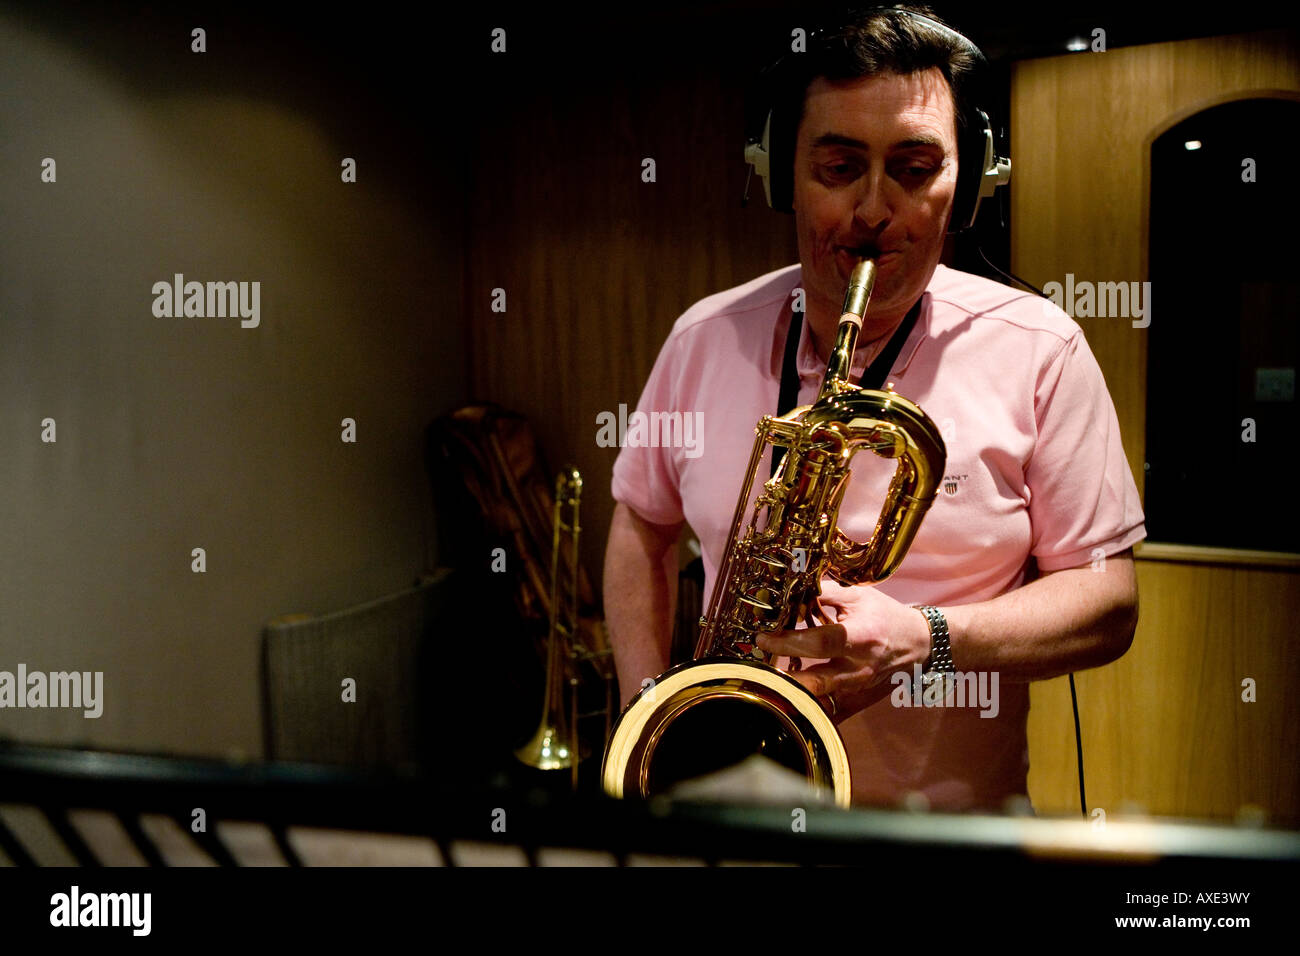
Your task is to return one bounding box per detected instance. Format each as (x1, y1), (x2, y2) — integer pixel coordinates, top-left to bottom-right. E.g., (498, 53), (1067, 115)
(464, 61), (797, 585)
(1029, 560), (1300, 824)
(1013, 29), (1300, 823)
(1011, 28), (1300, 497)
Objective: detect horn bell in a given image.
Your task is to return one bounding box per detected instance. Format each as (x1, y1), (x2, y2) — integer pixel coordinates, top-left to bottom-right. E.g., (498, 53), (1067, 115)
(601, 659), (851, 806)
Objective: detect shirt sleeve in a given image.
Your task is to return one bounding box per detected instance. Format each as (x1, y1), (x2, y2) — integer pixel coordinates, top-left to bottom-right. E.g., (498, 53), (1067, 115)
(1026, 331), (1146, 571)
(609, 328), (686, 527)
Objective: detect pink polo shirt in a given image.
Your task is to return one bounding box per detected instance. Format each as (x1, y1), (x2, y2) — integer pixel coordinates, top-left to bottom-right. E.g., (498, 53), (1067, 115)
(610, 262), (1146, 811)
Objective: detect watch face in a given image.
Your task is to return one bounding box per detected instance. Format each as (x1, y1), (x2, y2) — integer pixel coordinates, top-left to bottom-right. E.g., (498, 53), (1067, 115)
(919, 673), (957, 705)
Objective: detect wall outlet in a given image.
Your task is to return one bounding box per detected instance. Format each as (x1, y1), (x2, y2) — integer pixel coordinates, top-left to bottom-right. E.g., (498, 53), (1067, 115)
(1255, 368), (1295, 402)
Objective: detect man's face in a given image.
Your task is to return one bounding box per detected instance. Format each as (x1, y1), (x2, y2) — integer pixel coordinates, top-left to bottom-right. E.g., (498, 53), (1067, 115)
(792, 68), (958, 332)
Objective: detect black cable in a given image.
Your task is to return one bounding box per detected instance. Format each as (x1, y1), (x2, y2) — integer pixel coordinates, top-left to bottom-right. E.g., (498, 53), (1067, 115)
(1068, 673), (1088, 817)
(974, 228), (1090, 819)
(976, 242), (1048, 298)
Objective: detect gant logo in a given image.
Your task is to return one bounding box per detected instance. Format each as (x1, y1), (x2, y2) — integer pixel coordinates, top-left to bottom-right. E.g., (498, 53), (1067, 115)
(941, 474), (969, 497)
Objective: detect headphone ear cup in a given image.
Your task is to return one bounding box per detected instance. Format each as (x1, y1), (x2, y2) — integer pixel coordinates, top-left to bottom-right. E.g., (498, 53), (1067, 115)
(750, 53), (801, 215)
(743, 113), (775, 208)
(950, 107), (993, 233)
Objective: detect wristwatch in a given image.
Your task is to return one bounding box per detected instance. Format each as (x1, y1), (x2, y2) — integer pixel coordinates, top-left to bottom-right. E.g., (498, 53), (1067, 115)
(914, 605), (955, 685)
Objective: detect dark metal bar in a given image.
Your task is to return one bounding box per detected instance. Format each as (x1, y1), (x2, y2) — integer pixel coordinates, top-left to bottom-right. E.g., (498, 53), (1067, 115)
(40, 806), (100, 867)
(0, 811), (37, 867)
(269, 822), (303, 867)
(117, 813), (168, 868)
(178, 815), (240, 867)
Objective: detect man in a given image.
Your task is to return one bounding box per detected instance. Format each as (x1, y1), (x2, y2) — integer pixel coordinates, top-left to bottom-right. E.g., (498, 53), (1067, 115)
(605, 6), (1145, 811)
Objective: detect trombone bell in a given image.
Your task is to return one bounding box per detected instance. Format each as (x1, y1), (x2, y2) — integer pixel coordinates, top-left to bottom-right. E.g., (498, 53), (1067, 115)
(514, 724), (574, 771)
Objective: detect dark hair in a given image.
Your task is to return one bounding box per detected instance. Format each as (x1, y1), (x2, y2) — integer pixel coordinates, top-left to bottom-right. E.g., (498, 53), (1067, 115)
(782, 5), (982, 140)
(762, 5), (987, 214)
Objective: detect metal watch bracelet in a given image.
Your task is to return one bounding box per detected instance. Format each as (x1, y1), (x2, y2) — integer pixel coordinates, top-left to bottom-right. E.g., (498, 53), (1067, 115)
(914, 604), (954, 683)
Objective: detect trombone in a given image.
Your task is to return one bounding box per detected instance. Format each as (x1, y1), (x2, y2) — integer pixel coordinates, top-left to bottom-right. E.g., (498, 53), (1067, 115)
(514, 466), (610, 789)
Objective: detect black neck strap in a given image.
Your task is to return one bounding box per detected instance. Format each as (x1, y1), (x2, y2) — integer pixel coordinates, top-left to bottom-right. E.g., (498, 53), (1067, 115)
(771, 296), (923, 479)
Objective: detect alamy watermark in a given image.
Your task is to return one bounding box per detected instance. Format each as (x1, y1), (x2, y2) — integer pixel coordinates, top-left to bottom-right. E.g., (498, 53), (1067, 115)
(0, 664), (103, 718)
(152, 274), (260, 328)
(596, 404), (704, 459)
(50, 886), (150, 936)
(1042, 274), (1150, 328)
(890, 663), (999, 718)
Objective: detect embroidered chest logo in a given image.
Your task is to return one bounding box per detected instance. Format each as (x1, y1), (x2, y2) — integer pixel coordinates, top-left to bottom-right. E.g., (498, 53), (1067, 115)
(941, 474), (969, 497)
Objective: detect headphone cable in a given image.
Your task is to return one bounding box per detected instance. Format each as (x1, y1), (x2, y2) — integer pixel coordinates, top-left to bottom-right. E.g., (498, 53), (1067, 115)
(1069, 673), (1087, 817)
(975, 242), (1048, 299)
(974, 232), (1089, 819)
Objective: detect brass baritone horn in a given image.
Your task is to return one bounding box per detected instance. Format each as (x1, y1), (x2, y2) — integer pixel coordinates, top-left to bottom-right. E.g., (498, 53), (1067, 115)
(602, 259), (947, 806)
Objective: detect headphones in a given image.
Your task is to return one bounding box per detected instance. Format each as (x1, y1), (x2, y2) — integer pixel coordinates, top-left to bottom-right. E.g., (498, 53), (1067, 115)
(742, 6), (1011, 232)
